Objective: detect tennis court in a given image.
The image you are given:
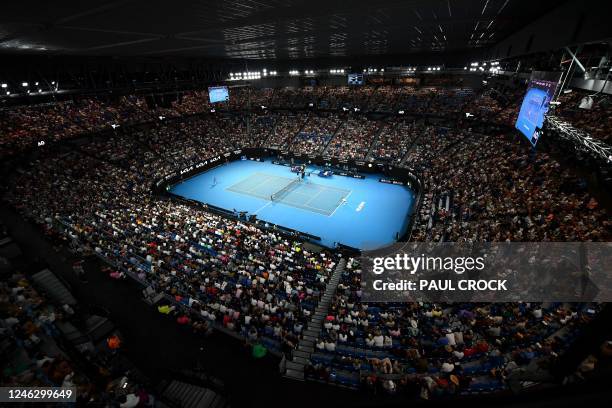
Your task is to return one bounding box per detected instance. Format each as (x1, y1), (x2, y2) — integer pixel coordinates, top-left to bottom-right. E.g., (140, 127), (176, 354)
(226, 172), (350, 216)
(170, 159), (414, 249)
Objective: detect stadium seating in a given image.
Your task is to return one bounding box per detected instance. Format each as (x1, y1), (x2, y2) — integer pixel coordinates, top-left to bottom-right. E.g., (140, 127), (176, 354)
(0, 223), (158, 405)
(2, 84), (610, 399)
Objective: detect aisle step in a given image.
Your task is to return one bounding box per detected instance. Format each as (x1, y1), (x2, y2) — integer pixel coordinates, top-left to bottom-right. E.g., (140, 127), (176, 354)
(294, 350), (310, 358)
(284, 368), (305, 381)
(285, 258), (347, 384)
(298, 344), (314, 353)
(286, 361), (304, 371)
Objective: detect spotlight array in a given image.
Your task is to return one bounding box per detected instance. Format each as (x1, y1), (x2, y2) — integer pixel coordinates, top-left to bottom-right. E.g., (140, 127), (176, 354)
(468, 61), (500, 73)
(229, 69), (277, 81)
(0, 80), (59, 96)
(489, 61), (501, 74)
(229, 71), (261, 80)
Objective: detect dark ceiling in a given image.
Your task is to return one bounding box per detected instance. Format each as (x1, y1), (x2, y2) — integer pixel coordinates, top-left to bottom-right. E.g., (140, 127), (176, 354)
(0, 0), (563, 60)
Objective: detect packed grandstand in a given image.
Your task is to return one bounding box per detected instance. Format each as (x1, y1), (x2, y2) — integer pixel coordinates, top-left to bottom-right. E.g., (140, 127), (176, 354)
(1, 79), (610, 406)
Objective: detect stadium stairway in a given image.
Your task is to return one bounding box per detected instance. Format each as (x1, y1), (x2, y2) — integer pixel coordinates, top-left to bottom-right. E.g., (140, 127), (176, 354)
(160, 380), (227, 408)
(284, 113), (311, 150)
(397, 129), (424, 165)
(31, 268), (77, 306)
(363, 123), (386, 160)
(321, 120), (347, 155)
(283, 258), (347, 381)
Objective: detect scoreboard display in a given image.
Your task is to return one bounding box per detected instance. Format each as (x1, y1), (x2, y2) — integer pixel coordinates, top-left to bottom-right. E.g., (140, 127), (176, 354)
(514, 72), (560, 146)
(208, 86), (230, 103)
(348, 73), (364, 86)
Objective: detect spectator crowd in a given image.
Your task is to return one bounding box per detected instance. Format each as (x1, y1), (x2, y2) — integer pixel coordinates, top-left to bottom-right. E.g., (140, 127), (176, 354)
(0, 223), (156, 406)
(2, 83), (610, 400)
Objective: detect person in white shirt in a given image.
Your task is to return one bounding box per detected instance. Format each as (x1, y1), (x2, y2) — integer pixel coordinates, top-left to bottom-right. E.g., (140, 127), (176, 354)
(374, 334), (384, 348)
(324, 340), (336, 352)
(383, 335), (392, 348)
(365, 335), (375, 347)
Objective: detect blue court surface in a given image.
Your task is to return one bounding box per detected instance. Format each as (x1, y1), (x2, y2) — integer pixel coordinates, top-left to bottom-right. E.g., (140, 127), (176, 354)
(226, 172), (350, 216)
(170, 159), (414, 250)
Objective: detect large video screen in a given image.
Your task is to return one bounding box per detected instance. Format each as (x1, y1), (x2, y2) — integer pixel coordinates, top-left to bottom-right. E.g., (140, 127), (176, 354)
(348, 73), (364, 86)
(515, 74), (559, 146)
(208, 86), (229, 103)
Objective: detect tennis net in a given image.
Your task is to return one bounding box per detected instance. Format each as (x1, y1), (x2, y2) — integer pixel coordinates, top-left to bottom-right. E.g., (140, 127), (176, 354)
(270, 178), (301, 201)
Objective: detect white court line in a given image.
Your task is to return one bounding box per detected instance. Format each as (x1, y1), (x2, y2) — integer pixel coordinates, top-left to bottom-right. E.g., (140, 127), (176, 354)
(229, 171), (349, 216)
(303, 189), (324, 206)
(227, 173), (268, 193)
(231, 173), (294, 201)
(315, 182), (352, 194)
(272, 192), (336, 215)
(328, 190), (352, 218)
(245, 174), (275, 193)
(254, 201), (272, 214)
(249, 175), (353, 216)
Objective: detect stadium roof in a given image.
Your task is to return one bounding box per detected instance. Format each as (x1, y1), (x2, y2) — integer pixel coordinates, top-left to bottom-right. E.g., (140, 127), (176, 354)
(0, 0), (564, 59)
